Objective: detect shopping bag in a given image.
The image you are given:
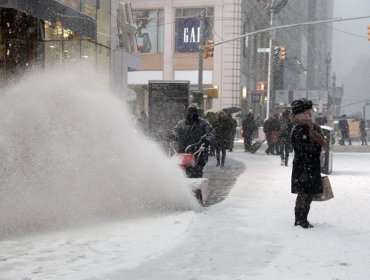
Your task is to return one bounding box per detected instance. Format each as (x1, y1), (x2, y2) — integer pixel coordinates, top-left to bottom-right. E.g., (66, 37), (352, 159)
(313, 176), (334, 201)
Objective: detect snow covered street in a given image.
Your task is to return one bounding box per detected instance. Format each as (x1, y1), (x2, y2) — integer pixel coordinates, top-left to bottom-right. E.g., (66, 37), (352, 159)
(1, 151), (370, 280)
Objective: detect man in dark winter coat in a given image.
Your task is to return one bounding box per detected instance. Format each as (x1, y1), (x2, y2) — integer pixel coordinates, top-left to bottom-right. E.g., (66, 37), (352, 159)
(242, 112), (256, 152)
(338, 114), (351, 145)
(291, 98), (326, 229)
(225, 112), (237, 152)
(172, 104), (215, 178)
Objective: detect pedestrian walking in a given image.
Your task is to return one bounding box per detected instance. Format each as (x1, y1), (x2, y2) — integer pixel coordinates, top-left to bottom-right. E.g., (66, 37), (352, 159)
(279, 109), (293, 166)
(272, 113), (281, 155)
(315, 112), (327, 125)
(338, 114), (352, 145)
(291, 98), (326, 229)
(226, 112), (237, 152)
(213, 110), (229, 167)
(242, 112), (256, 152)
(359, 119), (368, 145)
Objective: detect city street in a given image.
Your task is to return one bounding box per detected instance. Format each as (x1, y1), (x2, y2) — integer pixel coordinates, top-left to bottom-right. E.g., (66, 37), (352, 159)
(1, 149), (370, 280)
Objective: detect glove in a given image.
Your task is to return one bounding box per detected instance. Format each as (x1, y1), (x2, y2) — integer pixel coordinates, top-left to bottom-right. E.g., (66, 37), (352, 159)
(202, 138), (211, 147)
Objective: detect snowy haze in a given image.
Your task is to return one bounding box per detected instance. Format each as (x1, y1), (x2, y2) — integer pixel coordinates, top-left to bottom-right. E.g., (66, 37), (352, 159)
(332, 0), (370, 114)
(0, 66), (199, 239)
(1, 151), (370, 279)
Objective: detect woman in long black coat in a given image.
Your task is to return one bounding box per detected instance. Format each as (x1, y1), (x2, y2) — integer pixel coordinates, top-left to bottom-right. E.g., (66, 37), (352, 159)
(291, 98), (326, 228)
(213, 110), (229, 167)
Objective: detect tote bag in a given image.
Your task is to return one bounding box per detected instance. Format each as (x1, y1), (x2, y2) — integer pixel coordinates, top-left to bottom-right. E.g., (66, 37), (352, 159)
(313, 176), (334, 201)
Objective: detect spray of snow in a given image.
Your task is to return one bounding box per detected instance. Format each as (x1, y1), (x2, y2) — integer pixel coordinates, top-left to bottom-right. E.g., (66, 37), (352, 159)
(0, 65), (199, 239)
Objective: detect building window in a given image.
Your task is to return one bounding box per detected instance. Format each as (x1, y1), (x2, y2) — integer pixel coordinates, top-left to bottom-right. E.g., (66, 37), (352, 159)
(133, 9), (164, 54)
(56, 0), (99, 19)
(175, 7), (214, 53)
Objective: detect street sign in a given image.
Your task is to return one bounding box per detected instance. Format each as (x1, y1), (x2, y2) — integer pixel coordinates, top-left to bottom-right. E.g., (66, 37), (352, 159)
(257, 48), (270, 53)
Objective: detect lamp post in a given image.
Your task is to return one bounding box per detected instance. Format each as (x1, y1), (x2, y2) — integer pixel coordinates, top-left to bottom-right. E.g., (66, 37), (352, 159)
(363, 103), (370, 120)
(266, 0), (275, 119)
(325, 53), (331, 90)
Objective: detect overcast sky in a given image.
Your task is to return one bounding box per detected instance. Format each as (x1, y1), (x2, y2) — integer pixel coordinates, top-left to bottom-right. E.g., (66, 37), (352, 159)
(331, 0), (370, 85)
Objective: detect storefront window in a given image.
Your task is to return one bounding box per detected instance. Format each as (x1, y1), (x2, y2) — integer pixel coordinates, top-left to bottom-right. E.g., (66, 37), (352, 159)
(133, 9), (164, 54)
(175, 7), (214, 53)
(44, 21), (98, 66)
(55, 0), (99, 19)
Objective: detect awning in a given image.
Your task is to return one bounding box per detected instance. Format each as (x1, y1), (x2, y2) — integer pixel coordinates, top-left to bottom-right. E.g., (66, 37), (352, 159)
(0, 0), (96, 40)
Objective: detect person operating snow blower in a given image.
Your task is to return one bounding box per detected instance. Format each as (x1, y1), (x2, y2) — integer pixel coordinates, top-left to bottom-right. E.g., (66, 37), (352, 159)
(170, 104), (215, 178)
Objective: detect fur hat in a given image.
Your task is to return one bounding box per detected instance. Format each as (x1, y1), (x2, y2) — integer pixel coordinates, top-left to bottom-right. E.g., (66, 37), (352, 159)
(291, 98), (313, 115)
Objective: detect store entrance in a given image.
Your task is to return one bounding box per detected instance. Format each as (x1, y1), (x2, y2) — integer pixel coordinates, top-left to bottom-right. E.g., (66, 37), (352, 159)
(0, 8), (39, 87)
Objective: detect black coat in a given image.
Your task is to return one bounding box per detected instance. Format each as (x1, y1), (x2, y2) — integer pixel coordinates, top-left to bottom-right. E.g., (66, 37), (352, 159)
(242, 116), (256, 137)
(279, 116), (293, 139)
(214, 118), (230, 147)
(291, 124), (323, 194)
(173, 117), (215, 153)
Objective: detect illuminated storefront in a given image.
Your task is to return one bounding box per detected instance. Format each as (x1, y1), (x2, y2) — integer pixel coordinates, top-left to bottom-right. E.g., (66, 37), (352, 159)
(0, 0), (111, 88)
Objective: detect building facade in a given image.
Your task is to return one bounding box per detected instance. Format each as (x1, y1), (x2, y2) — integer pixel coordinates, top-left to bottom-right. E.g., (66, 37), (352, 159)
(129, 0), (243, 113)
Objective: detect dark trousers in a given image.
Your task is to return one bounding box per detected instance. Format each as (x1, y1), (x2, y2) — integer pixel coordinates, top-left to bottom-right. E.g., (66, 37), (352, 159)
(216, 143), (227, 166)
(295, 193), (313, 209)
(340, 130), (352, 145)
(279, 139), (291, 161)
(244, 134), (253, 151)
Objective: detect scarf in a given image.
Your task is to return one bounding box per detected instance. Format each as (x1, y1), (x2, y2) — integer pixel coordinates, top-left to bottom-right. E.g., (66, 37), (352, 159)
(292, 114), (326, 147)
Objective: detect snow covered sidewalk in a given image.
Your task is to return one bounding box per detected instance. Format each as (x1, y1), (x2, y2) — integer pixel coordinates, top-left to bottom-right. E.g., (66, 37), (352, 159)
(1, 152), (370, 279)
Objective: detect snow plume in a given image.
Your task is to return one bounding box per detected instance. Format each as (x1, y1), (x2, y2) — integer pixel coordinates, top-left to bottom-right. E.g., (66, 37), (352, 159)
(0, 65), (199, 239)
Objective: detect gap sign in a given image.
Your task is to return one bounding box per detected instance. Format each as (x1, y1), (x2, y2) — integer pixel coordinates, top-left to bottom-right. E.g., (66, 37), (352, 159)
(177, 18), (201, 52)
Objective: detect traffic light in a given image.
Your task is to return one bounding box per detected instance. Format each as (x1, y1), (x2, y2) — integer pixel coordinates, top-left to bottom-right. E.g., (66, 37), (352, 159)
(256, 81), (267, 91)
(368, 24), (370, 41)
(273, 46), (280, 61)
(204, 39), (214, 59)
(279, 47), (286, 61)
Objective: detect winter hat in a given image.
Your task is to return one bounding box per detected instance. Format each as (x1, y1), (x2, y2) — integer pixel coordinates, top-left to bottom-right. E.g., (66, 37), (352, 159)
(291, 98), (313, 115)
(187, 104), (199, 116)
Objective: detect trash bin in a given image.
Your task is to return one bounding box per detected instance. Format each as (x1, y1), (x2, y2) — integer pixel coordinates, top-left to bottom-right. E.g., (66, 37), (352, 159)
(320, 125), (333, 174)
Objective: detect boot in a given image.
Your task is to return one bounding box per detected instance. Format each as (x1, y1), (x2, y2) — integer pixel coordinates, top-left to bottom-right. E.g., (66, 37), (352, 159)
(220, 155), (225, 168)
(285, 157), (288, 166)
(301, 206), (314, 228)
(294, 207), (303, 226)
(281, 158), (285, 166)
(294, 207), (313, 228)
(216, 154), (220, 167)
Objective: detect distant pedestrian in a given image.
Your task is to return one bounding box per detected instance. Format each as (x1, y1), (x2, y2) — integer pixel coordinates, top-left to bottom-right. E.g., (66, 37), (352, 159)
(315, 112), (327, 125)
(338, 114), (351, 145)
(291, 98), (326, 229)
(359, 119), (368, 145)
(279, 109), (293, 166)
(213, 110), (229, 167)
(242, 112), (256, 152)
(226, 112), (237, 152)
